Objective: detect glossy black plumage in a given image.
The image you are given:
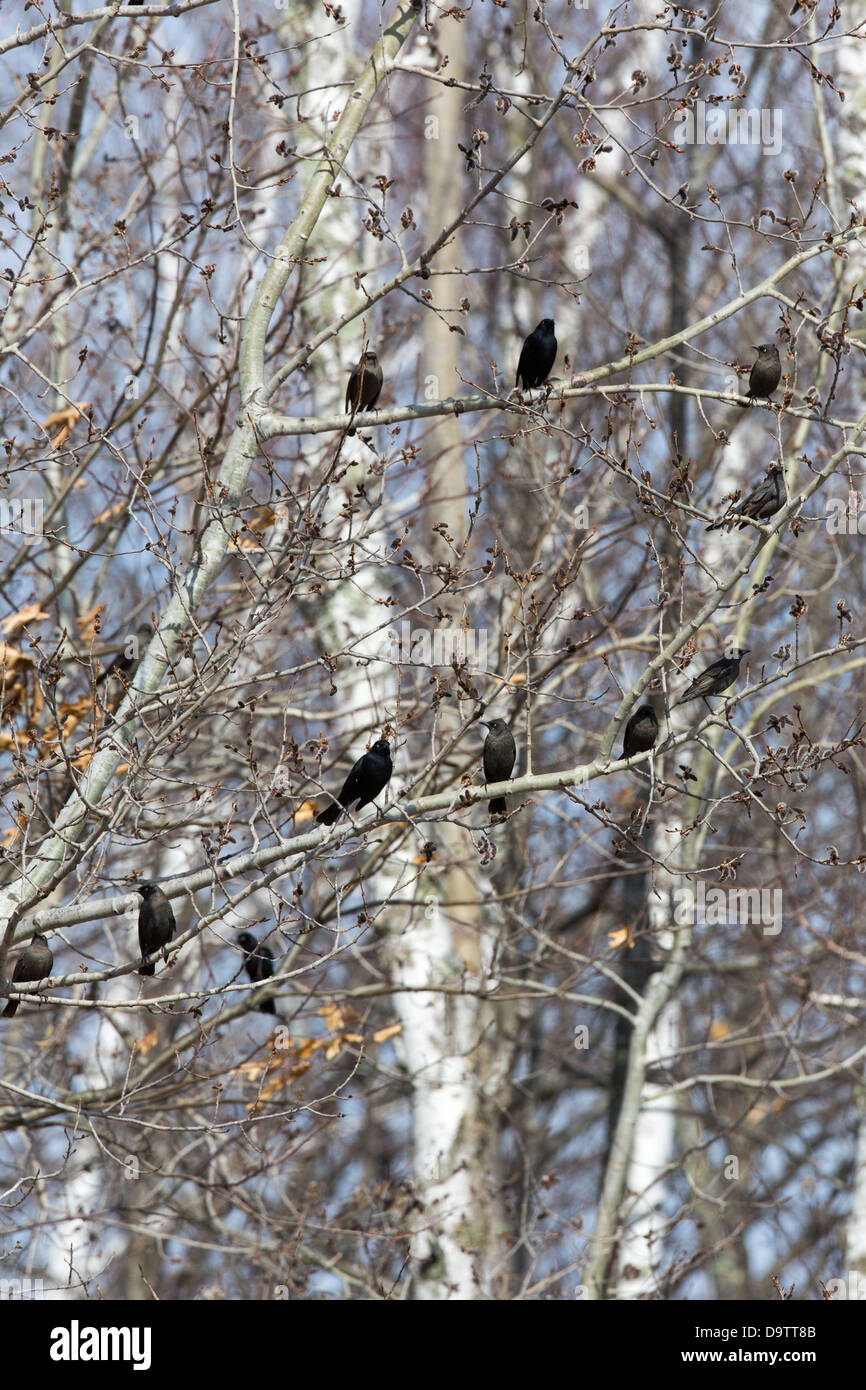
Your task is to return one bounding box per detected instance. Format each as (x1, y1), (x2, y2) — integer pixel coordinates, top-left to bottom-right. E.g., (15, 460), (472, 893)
(345, 351), (383, 435)
(515, 319), (557, 391)
(238, 931), (276, 1014)
(740, 343), (781, 406)
(481, 718), (516, 817)
(621, 705), (659, 760)
(136, 883), (176, 976)
(673, 649), (749, 708)
(706, 464), (785, 531)
(2, 933), (53, 1018)
(316, 738), (393, 825)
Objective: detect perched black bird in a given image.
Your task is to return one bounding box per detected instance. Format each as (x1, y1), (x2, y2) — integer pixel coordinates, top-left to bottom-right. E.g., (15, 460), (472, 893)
(515, 319), (557, 391)
(345, 350), (383, 434)
(238, 931), (276, 1014)
(740, 344), (781, 406)
(481, 718), (516, 817)
(673, 649), (750, 708)
(95, 622), (150, 688)
(136, 883), (176, 976)
(2, 933), (53, 1018)
(621, 705), (659, 760)
(316, 738), (393, 825)
(706, 463), (785, 531)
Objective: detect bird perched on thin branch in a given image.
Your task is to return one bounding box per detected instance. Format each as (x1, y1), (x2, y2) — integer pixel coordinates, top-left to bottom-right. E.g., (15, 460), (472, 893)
(95, 622), (151, 688)
(621, 704), (659, 760)
(316, 738), (393, 825)
(739, 344), (781, 406)
(238, 932), (276, 1014)
(345, 350), (383, 435)
(481, 718), (516, 817)
(706, 463), (785, 531)
(673, 649), (750, 709)
(516, 319), (557, 391)
(2, 933), (53, 1018)
(136, 883), (176, 976)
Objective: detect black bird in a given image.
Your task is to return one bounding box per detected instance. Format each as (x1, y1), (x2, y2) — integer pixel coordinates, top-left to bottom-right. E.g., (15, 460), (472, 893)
(238, 931), (276, 1014)
(481, 718), (516, 817)
(2, 933), (53, 1018)
(621, 705), (659, 760)
(673, 649), (750, 708)
(515, 319), (557, 391)
(316, 738), (393, 825)
(136, 883), (176, 976)
(345, 350), (383, 435)
(740, 343), (781, 406)
(95, 622), (150, 688)
(706, 463), (785, 531)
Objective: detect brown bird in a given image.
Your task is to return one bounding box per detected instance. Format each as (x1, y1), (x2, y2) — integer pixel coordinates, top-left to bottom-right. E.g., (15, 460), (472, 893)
(2, 933), (54, 1018)
(345, 350), (383, 435)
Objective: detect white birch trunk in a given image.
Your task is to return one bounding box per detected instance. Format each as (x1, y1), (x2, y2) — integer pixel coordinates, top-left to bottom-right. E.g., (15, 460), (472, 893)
(612, 852), (680, 1298)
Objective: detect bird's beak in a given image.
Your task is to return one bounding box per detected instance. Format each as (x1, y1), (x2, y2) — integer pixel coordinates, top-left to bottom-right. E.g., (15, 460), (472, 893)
(479, 720), (489, 728)
(751, 345), (760, 351)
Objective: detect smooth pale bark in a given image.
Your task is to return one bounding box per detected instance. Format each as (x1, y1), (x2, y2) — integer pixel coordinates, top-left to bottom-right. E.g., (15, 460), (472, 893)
(387, 31), (509, 1300)
(611, 864), (680, 1298)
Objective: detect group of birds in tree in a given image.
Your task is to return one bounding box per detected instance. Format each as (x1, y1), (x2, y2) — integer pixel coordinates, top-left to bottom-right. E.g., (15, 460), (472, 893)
(316, 643), (751, 830)
(2, 885), (276, 1019)
(345, 327), (787, 532)
(0, 324), (777, 1020)
(344, 323), (783, 418)
(621, 648), (750, 756)
(0, 641), (752, 1017)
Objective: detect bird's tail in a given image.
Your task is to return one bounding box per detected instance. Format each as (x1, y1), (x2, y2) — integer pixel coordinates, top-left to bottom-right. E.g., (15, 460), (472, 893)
(258, 999), (277, 1015)
(316, 803), (342, 826)
(489, 797), (507, 817)
(2, 998), (19, 1018)
(138, 962), (155, 977)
